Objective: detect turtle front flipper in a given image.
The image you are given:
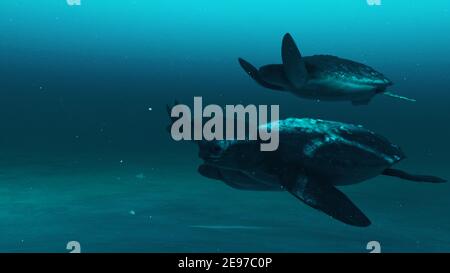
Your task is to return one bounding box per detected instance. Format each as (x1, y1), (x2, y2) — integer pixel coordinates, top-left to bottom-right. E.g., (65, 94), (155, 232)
(238, 58), (285, 91)
(382, 168), (447, 183)
(284, 175), (371, 227)
(281, 33), (308, 88)
(198, 164), (223, 181)
(199, 164), (284, 191)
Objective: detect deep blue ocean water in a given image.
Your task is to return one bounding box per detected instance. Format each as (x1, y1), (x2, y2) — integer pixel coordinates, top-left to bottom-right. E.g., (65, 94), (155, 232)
(0, 0), (449, 252)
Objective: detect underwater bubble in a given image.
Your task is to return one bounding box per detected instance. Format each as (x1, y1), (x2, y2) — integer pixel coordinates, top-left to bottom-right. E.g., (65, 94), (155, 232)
(135, 173), (145, 179)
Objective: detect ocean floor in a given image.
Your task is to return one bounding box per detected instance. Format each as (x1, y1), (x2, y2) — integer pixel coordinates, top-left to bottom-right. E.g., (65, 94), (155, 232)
(1, 151), (449, 253)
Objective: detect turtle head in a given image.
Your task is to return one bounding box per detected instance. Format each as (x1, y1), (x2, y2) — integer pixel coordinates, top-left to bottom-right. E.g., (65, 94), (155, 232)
(198, 140), (260, 170)
(198, 141), (227, 162)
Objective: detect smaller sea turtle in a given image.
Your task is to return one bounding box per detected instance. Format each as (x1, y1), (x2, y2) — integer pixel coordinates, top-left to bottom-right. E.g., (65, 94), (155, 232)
(239, 33), (415, 105)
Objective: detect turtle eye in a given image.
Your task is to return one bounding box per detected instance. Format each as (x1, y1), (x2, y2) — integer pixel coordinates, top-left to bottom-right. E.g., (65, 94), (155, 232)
(211, 145), (222, 154)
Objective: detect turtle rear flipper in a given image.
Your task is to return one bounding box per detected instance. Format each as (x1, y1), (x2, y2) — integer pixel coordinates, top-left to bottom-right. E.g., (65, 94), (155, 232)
(382, 168), (447, 183)
(285, 175), (371, 227)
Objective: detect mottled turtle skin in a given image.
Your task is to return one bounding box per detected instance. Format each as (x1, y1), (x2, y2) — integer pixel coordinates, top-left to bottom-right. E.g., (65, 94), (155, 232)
(200, 118), (403, 187)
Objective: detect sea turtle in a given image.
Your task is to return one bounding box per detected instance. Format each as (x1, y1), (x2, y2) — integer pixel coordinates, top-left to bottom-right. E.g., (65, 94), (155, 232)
(239, 33), (415, 105)
(194, 118), (446, 227)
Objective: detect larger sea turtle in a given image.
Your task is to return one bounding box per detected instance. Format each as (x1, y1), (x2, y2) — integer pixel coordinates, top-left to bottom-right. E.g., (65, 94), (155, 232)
(195, 118), (446, 227)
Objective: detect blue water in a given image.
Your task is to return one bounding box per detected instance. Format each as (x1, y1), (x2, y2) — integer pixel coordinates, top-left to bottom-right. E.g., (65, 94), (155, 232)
(0, 0), (449, 252)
